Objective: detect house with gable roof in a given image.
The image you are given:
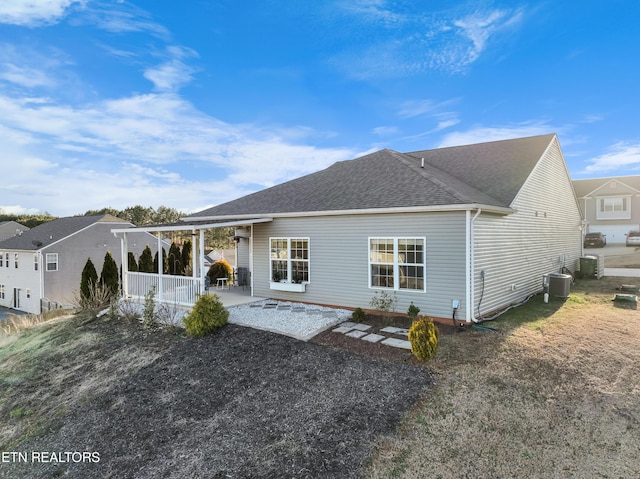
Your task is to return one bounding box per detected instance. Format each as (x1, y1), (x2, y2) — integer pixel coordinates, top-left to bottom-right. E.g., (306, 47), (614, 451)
(0, 214), (159, 314)
(0, 221), (29, 242)
(119, 133), (581, 323)
(572, 175), (640, 244)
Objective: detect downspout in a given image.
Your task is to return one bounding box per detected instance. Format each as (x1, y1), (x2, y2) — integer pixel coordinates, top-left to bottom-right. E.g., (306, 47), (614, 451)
(469, 208), (481, 323)
(38, 250), (44, 314)
(250, 223), (254, 296)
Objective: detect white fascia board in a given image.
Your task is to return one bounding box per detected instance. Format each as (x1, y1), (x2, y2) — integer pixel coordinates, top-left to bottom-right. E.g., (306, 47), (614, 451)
(111, 217), (273, 235)
(189, 204), (513, 223)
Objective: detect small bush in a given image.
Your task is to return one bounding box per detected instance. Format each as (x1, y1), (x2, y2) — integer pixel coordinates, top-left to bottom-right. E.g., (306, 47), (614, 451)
(352, 307), (366, 323)
(407, 302), (420, 320)
(143, 287), (156, 327)
(183, 294), (229, 337)
(408, 316), (439, 361)
(207, 259), (233, 284)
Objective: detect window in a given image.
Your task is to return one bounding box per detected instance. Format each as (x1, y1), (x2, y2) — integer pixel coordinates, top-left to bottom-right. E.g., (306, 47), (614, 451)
(34, 254), (38, 271)
(46, 253), (58, 272)
(0, 253), (3, 268)
(369, 237), (426, 292)
(270, 238), (309, 283)
(4, 253), (8, 268)
(597, 196), (631, 220)
(14, 253), (18, 269)
(26, 289), (31, 299)
(0, 285), (4, 300)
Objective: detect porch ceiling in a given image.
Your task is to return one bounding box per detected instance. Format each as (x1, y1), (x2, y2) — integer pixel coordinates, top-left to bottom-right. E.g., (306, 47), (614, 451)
(111, 217), (272, 234)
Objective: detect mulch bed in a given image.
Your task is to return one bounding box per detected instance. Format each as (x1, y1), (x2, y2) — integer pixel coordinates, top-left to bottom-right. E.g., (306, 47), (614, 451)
(3, 317), (434, 479)
(311, 313), (462, 366)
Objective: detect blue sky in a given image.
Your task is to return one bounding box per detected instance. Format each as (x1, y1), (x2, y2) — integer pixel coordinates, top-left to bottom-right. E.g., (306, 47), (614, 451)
(1, 0), (638, 216)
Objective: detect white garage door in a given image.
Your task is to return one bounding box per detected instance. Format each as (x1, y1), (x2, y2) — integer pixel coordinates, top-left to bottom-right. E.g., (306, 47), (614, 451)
(590, 225), (639, 244)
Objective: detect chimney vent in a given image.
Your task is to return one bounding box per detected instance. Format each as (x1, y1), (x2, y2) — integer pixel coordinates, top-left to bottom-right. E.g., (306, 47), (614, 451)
(421, 158), (425, 168)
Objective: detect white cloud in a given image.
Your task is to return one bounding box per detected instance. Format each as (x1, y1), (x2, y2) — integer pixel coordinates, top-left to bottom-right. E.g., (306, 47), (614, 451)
(583, 142), (640, 174)
(437, 122), (556, 148)
(372, 126), (400, 137)
(0, 0), (85, 27)
(333, 5), (526, 78)
(0, 91), (357, 215)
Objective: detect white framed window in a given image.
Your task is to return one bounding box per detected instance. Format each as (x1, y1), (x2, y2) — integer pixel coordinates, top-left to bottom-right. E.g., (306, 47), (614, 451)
(369, 237), (426, 292)
(34, 254), (39, 271)
(270, 238), (309, 283)
(14, 253), (18, 269)
(597, 196), (631, 220)
(26, 289), (31, 299)
(0, 253), (3, 268)
(4, 253), (8, 268)
(46, 253), (59, 272)
(0, 284), (4, 299)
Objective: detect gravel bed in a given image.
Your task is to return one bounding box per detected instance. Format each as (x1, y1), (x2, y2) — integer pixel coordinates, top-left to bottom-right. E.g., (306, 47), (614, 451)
(228, 300), (353, 340)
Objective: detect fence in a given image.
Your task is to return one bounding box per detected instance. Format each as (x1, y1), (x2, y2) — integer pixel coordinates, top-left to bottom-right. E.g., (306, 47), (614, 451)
(126, 272), (204, 307)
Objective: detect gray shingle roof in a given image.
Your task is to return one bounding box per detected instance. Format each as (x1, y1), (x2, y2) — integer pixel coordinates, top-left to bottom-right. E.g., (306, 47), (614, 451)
(0, 214), (130, 251)
(189, 134), (556, 219)
(572, 175), (640, 198)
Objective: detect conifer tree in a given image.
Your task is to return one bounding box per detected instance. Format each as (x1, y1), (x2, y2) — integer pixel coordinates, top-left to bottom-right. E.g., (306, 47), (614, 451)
(138, 245), (154, 273)
(181, 240), (192, 275)
(127, 252), (138, 272)
(168, 242), (182, 275)
(100, 251), (120, 298)
(80, 258), (98, 300)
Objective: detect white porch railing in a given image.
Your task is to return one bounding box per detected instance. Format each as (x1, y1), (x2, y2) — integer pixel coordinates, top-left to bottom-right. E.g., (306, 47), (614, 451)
(125, 272), (204, 307)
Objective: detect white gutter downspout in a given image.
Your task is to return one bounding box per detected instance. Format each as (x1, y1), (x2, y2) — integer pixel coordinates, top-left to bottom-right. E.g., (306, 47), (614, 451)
(468, 208), (481, 322)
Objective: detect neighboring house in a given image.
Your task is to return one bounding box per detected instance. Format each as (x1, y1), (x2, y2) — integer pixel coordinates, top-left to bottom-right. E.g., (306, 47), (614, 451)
(118, 134), (583, 323)
(0, 214), (159, 314)
(572, 175), (640, 244)
(0, 221), (29, 242)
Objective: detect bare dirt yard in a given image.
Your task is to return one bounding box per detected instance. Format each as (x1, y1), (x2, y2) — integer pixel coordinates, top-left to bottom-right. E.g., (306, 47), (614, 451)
(1, 275), (639, 478)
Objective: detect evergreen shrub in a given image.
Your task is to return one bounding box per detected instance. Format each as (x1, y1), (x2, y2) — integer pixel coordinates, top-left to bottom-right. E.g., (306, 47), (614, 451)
(352, 307), (366, 323)
(408, 316), (440, 361)
(183, 294), (229, 337)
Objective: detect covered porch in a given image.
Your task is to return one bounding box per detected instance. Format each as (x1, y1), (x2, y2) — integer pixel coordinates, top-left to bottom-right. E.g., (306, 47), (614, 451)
(111, 217), (272, 309)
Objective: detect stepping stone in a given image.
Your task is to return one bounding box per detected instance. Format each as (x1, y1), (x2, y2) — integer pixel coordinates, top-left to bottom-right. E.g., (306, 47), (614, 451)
(250, 304), (262, 308)
(346, 330), (367, 339)
(277, 305), (291, 310)
(351, 323), (371, 331)
(381, 338), (412, 350)
(332, 326), (353, 333)
(339, 321), (358, 328)
(361, 333), (385, 343)
(380, 326), (409, 336)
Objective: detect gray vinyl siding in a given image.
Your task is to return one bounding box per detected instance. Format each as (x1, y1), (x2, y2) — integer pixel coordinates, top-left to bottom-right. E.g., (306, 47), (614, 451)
(251, 211), (467, 320)
(41, 224), (155, 308)
(472, 138), (583, 317)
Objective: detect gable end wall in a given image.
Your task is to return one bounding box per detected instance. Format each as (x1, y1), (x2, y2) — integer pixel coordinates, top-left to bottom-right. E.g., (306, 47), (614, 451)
(472, 138), (583, 318)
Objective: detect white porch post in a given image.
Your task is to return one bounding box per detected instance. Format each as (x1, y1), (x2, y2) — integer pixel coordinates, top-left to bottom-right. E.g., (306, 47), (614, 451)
(199, 229), (205, 289)
(121, 232), (128, 299)
(157, 232), (163, 303)
(191, 230), (198, 282)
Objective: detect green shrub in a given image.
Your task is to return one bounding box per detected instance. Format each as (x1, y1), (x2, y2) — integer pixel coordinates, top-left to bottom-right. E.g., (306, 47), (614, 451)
(80, 258), (98, 300)
(407, 302), (420, 320)
(100, 251), (120, 298)
(352, 307), (366, 322)
(207, 259), (233, 283)
(183, 294), (229, 337)
(143, 287), (156, 327)
(408, 316), (439, 361)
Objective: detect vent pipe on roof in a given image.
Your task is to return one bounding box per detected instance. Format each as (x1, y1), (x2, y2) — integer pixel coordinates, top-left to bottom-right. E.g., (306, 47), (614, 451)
(421, 158), (424, 168)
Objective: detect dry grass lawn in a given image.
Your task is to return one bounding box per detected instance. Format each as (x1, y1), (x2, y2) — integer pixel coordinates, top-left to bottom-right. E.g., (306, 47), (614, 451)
(367, 276), (639, 478)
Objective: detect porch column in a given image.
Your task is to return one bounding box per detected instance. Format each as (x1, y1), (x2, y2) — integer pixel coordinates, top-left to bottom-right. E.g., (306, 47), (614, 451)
(157, 232), (163, 303)
(191, 230), (198, 282)
(199, 229), (205, 290)
(121, 232), (128, 299)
